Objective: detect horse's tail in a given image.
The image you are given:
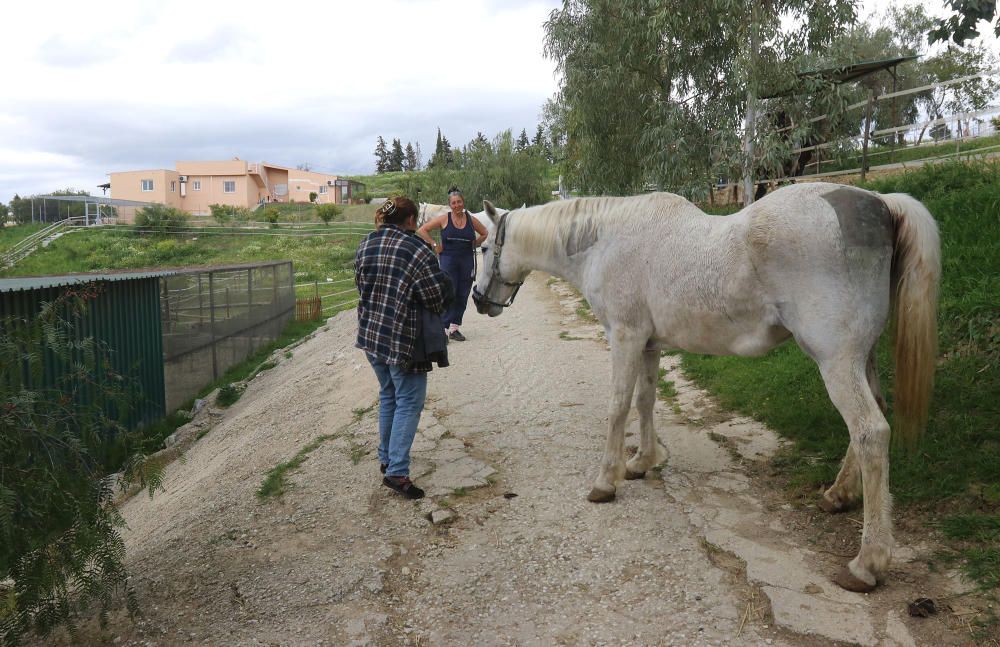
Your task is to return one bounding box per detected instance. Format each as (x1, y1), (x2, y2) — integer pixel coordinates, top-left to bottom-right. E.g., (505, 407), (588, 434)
(880, 193), (941, 446)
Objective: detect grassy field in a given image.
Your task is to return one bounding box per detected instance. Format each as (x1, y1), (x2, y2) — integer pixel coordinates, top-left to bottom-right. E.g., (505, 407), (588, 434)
(0, 222), (46, 253)
(816, 132), (1000, 174)
(681, 160), (1000, 592)
(0, 224), (370, 283)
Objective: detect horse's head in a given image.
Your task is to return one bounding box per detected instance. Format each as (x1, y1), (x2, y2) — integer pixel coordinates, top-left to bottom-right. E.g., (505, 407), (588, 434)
(473, 201), (522, 317)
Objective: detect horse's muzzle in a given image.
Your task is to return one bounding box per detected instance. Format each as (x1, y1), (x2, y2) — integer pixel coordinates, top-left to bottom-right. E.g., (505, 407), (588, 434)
(472, 289), (504, 317)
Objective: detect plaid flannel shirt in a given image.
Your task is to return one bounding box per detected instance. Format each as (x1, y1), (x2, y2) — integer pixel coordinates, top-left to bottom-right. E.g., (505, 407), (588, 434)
(355, 224), (450, 370)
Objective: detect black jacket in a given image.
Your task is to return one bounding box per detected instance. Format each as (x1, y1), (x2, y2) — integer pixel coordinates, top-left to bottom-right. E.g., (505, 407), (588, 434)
(406, 274), (454, 372)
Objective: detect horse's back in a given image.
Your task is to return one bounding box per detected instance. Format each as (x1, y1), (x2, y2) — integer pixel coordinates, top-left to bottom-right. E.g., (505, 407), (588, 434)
(745, 183), (895, 355)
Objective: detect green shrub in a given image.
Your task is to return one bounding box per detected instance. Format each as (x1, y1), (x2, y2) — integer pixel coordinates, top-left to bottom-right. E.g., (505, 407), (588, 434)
(316, 203), (343, 225)
(264, 207), (280, 227)
(216, 383), (242, 407)
(134, 204), (188, 233)
(209, 204), (252, 226)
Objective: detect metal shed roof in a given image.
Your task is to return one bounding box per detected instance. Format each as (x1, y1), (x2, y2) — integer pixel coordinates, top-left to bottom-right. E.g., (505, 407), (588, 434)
(0, 269), (177, 294)
(760, 55), (920, 99)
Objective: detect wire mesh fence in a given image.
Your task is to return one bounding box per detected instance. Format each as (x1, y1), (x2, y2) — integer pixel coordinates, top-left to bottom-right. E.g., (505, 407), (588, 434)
(161, 261), (294, 410)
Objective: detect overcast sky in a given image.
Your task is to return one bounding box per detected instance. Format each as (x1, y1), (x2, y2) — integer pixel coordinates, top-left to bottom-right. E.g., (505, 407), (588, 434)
(2, 0), (995, 203)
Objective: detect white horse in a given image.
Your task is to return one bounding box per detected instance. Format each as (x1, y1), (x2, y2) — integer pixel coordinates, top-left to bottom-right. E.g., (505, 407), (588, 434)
(472, 183), (940, 592)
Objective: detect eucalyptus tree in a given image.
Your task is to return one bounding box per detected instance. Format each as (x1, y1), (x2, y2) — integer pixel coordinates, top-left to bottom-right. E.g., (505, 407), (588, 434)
(544, 0), (857, 200)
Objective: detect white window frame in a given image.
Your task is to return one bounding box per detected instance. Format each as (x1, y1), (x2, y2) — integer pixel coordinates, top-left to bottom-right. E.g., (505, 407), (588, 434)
(319, 185), (328, 194)
(223, 180), (236, 193)
(192, 180), (201, 191)
(141, 179), (154, 192)
(170, 180), (176, 192)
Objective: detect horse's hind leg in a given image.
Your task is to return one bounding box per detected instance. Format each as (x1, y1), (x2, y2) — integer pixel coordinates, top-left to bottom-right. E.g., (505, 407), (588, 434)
(821, 347), (885, 513)
(818, 355), (893, 591)
(625, 349), (668, 479)
(588, 331), (645, 503)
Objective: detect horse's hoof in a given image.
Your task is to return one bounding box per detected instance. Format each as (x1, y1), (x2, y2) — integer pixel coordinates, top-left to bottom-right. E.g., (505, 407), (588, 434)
(818, 496), (845, 514)
(587, 488), (616, 503)
(624, 469), (646, 480)
(832, 566), (877, 593)
(819, 493), (857, 514)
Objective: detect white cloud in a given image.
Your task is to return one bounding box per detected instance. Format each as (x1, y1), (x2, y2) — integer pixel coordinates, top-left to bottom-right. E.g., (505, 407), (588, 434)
(0, 0), (563, 201)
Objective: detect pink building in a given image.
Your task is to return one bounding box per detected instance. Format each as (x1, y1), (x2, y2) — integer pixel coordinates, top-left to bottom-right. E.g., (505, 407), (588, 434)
(108, 159), (365, 219)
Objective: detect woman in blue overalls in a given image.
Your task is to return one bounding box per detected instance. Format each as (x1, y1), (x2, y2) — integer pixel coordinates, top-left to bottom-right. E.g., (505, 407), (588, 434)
(417, 187), (489, 341)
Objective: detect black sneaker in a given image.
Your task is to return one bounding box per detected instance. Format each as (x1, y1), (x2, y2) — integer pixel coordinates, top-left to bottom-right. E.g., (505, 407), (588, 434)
(449, 329), (466, 342)
(383, 476), (425, 499)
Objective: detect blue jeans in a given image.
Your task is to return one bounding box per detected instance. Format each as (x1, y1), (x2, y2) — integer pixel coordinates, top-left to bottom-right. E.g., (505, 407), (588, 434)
(440, 253), (474, 328)
(366, 353), (427, 477)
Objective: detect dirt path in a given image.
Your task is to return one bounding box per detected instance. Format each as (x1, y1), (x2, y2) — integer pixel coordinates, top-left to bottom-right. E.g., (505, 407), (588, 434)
(47, 274), (981, 646)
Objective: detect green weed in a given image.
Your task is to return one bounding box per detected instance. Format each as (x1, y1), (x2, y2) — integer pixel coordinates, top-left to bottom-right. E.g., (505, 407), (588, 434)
(256, 434), (337, 500)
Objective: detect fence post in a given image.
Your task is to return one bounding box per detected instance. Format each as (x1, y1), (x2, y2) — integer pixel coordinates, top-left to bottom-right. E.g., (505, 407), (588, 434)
(247, 267), (253, 313)
(209, 271), (218, 380)
(860, 90), (875, 181)
(161, 279), (171, 334)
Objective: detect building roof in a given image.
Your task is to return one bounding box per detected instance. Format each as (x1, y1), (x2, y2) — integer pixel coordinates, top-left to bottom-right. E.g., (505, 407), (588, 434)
(760, 55), (920, 99)
(0, 269), (178, 293)
(35, 195), (154, 207)
(0, 261), (293, 293)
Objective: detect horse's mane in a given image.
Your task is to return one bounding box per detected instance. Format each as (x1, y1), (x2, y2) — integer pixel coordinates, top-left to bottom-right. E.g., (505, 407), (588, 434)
(509, 193), (695, 258)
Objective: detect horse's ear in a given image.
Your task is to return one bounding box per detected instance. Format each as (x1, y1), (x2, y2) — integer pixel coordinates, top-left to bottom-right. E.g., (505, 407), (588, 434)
(483, 200), (499, 225)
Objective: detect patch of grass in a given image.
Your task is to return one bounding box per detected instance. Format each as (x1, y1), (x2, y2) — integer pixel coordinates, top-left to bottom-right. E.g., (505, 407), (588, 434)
(352, 402), (376, 421)
(575, 301), (599, 324)
(452, 487), (468, 497)
(137, 410), (192, 454)
(656, 368), (677, 400)
(256, 433), (337, 500)
(559, 330), (584, 341)
(349, 439), (369, 465)
(216, 383), (242, 407)
(680, 160), (1000, 588)
(0, 222), (46, 254)
(284, 351), (293, 359)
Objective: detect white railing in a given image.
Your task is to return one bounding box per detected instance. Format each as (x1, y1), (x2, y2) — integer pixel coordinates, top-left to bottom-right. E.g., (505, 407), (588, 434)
(747, 68), (1000, 188)
(1, 217), (89, 269)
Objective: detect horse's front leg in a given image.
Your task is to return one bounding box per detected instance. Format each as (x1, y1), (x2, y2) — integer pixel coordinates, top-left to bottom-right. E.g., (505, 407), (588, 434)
(588, 332), (645, 503)
(625, 349), (668, 479)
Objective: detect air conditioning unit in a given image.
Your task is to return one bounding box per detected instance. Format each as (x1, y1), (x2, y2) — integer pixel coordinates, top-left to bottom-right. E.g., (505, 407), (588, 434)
(327, 180), (334, 186)
(179, 175), (188, 182)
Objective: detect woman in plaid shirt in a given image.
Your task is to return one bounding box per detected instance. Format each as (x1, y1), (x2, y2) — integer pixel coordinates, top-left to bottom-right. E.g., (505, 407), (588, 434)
(355, 196), (452, 499)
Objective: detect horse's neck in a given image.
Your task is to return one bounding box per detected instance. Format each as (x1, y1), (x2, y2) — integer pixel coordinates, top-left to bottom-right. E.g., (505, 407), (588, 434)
(506, 211), (582, 285)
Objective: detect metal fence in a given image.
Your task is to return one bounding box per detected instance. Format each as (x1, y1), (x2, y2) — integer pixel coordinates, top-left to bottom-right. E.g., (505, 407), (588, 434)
(161, 261), (294, 410)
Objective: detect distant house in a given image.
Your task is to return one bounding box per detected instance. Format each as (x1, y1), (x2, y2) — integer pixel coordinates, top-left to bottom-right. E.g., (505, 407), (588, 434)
(107, 159), (365, 218)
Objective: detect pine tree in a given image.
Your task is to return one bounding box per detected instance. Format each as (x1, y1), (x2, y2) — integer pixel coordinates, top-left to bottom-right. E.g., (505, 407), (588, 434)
(373, 136), (390, 174)
(389, 138), (405, 172)
(516, 128), (530, 152)
(404, 143), (418, 171)
(532, 125), (545, 148)
(413, 142), (423, 170)
(441, 134), (454, 166)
